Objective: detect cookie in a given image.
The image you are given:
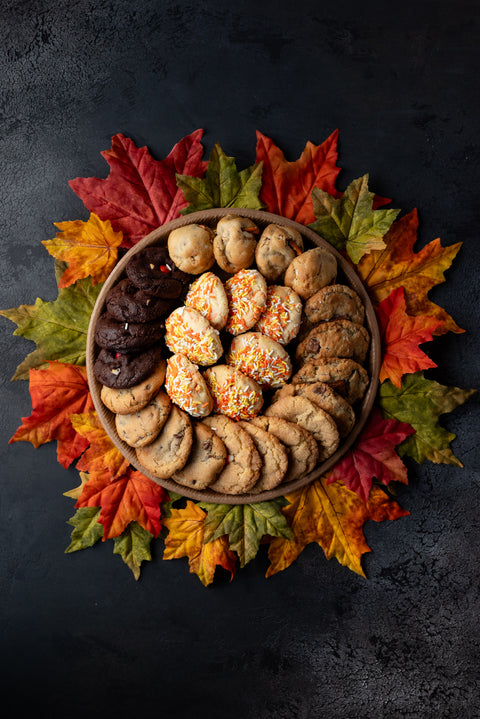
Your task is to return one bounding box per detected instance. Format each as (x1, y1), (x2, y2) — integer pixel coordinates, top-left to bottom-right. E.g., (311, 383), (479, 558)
(291, 357), (370, 404)
(126, 246), (191, 299)
(304, 284), (365, 325)
(93, 344), (163, 389)
(284, 247), (337, 300)
(254, 285), (303, 345)
(255, 223), (304, 282)
(94, 312), (164, 352)
(202, 415), (262, 494)
(165, 306), (223, 366)
(105, 278), (175, 323)
(164, 353), (214, 418)
(295, 319), (370, 365)
(250, 415), (319, 483)
(224, 269), (267, 335)
(136, 405), (193, 480)
(273, 381), (355, 438)
(265, 395), (340, 461)
(167, 224), (215, 274)
(100, 358), (167, 414)
(203, 364), (263, 420)
(238, 421), (289, 492)
(184, 271), (229, 330)
(171, 421), (227, 490)
(115, 390), (171, 447)
(225, 331), (292, 389)
(213, 214), (259, 273)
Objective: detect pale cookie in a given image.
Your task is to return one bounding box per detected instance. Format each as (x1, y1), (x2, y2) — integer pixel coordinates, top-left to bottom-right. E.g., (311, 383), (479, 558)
(250, 415), (319, 483)
(254, 223), (304, 282)
(254, 285), (303, 345)
(272, 381), (355, 438)
(295, 319), (370, 365)
(224, 269), (267, 335)
(225, 331), (292, 389)
(284, 247), (337, 300)
(203, 364), (263, 420)
(265, 395), (340, 461)
(115, 390), (171, 448)
(172, 421), (227, 490)
(167, 224), (215, 274)
(165, 306), (223, 366)
(100, 359), (166, 414)
(304, 284), (365, 325)
(292, 357), (370, 404)
(202, 415), (262, 494)
(238, 421), (288, 492)
(213, 214), (259, 273)
(184, 271), (229, 330)
(164, 353), (213, 418)
(136, 405), (193, 480)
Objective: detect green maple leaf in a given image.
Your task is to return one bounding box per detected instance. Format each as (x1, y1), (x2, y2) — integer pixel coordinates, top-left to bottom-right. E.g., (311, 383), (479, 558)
(176, 142), (264, 214)
(113, 522), (153, 580)
(308, 174), (400, 264)
(379, 371), (475, 466)
(65, 506), (103, 553)
(0, 275), (102, 380)
(199, 499), (293, 568)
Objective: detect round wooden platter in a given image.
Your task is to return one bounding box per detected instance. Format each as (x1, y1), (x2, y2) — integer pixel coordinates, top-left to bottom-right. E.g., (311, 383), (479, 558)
(86, 208), (381, 505)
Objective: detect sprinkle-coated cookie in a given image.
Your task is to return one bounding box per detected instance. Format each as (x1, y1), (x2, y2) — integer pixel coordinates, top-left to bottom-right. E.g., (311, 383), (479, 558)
(136, 405), (193, 480)
(165, 306), (223, 366)
(94, 312), (164, 352)
(164, 353), (214, 417)
(284, 247), (337, 300)
(224, 269), (267, 335)
(203, 364), (263, 420)
(254, 285), (303, 345)
(105, 278), (175, 324)
(295, 319), (370, 365)
(225, 331), (292, 389)
(304, 284), (365, 325)
(292, 357), (369, 404)
(100, 358), (166, 414)
(167, 224), (215, 275)
(238, 421), (289, 492)
(213, 214), (259, 273)
(115, 390), (171, 447)
(184, 271), (229, 330)
(202, 415), (262, 494)
(250, 415), (319, 483)
(126, 246), (191, 299)
(255, 223), (304, 282)
(93, 344), (163, 389)
(172, 422), (227, 490)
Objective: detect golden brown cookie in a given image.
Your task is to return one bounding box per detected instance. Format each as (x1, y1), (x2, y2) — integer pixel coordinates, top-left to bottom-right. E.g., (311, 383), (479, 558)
(292, 357), (370, 404)
(115, 390), (171, 447)
(254, 223), (304, 282)
(284, 247), (337, 300)
(224, 269), (267, 335)
(238, 421), (289, 492)
(250, 415), (319, 483)
(165, 306), (223, 366)
(295, 319), (370, 365)
(272, 381), (355, 438)
(172, 421), (227, 490)
(167, 224), (215, 274)
(164, 353), (213, 418)
(254, 285), (303, 345)
(202, 415), (262, 494)
(213, 215), (259, 273)
(203, 364), (264, 420)
(136, 405), (193, 479)
(304, 284), (365, 325)
(225, 331), (292, 389)
(184, 271), (229, 330)
(100, 359), (166, 414)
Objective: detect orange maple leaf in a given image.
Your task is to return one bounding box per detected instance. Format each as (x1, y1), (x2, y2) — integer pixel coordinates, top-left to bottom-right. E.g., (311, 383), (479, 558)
(41, 213), (123, 288)
(163, 501), (237, 586)
(266, 477), (409, 578)
(255, 130), (341, 225)
(377, 287), (445, 387)
(76, 467), (167, 540)
(357, 208), (463, 335)
(9, 362), (93, 468)
(70, 410), (129, 481)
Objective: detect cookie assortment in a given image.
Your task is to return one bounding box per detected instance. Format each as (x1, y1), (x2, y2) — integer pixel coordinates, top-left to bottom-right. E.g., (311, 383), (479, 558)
(92, 212), (374, 497)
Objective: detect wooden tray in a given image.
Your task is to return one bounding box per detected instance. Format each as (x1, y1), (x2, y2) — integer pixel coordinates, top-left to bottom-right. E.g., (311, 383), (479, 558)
(86, 208), (381, 504)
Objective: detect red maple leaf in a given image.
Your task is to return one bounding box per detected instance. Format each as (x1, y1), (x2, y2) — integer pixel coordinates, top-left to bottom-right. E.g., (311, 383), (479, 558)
(326, 408), (415, 502)
(76, 467), (168, 540)
(69, 130), (207, 248)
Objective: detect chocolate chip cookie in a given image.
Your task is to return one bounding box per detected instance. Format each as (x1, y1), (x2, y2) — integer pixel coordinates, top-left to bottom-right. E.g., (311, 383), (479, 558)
(304, 284), (365, 325)
(295, 319), (370, 365)
(167, 224), (215, 274)
(273, 381), (355, 438)
(202, 415), (262, 494)
(105, 278), (175, 324)
(94, 312), (164, 351)
(254, 223), (304, 282)
(100, 358), (167, 414)
(213, 214), (259, 273)
(126, 246), (191, 298)
(250, 415), (319, 483)
(93, 344), (163, 389)
(136, 405), (193, 480)
(292, 357), (370, 404)
(115, 389), (171, 447)
(172, 421), (227, 489)
(284, 247), (337, 300)
(238, 421), (289, 492)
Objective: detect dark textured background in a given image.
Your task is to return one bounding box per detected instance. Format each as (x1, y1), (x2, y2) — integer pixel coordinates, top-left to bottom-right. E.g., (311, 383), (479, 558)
(1, 1), (479, 717)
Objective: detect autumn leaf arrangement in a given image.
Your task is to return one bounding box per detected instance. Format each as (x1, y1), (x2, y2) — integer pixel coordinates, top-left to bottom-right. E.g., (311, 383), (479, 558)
(1, 129), (475, 584)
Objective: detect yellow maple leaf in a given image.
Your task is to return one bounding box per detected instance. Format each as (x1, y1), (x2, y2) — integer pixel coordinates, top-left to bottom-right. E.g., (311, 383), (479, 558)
(70, 410), (130, 482)
(42, 212), (123, 288)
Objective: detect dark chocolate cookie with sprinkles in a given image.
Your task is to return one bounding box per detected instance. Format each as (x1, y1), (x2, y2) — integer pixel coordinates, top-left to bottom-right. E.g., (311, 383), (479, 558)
(94, 312), (164, 351)
(93, 344), (163, 389)
(126, 246), (191, 299)
(105, 278), (175, 323)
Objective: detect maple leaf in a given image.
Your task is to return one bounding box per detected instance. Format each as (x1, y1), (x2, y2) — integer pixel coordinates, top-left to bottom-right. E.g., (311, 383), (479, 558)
(63, 471), (90, 500)
(163, 501), (237, 586)
(76, 466), (167, 540)
(113, 522), (153, 580)
(9, 362), (94, 468)
(377, 287), (444, 387)
(70, 410), (130, 482)
(255, 130), (341, 224)
(176, 142), (264, 214)
(357, 208), (463, 335)
(379, 372), (476, 466)
(326, 407), (415, 503)
(267, 478), (409, 578)
(309, 174), (400, 264)
(65, 506), (103, 553)
(199, 499), (293, 568)
(69, 130), (207, 248)
(41, 213), (123, 288)
(0, 276), (102, 380)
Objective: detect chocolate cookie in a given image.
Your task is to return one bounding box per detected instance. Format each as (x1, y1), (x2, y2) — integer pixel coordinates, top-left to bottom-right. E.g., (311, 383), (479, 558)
(167, 224), (215, 274)
(213, 214), (259, 273)
(105, 278), (175, 323)
(250, 415), (319, 483)
(115, 390), (171, 447)
(255, 223), (304, 282)
(93, 344), (163, 389)
(172, 421), (227, 490)
(273, 381), (355, 438)
(202, 415), (262, 494)
(284, 247), (337, 300)
(304, 284), (365, 325)
(238, 421), (289, 492)
(100, 359), (167, 414)
(292, 357), (370, 404)
(136, 405), (193, 480)
(94, 312), (164, 351)
(295, 319), (370, 365)
(126, 246), (191, 298)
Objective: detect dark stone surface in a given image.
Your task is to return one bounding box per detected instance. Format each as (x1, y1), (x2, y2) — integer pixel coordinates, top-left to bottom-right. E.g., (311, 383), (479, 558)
(1, 1), (479, 716)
